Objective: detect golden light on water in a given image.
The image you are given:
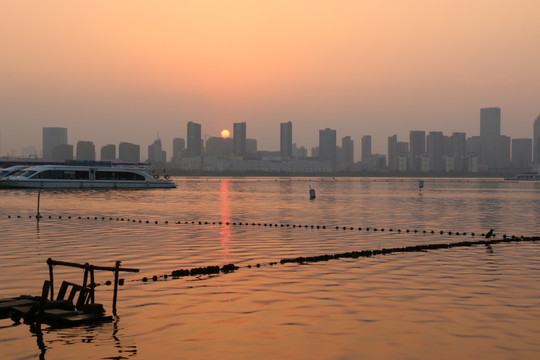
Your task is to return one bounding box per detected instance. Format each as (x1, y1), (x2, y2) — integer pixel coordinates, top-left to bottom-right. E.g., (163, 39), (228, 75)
(221, 129), (230, 138)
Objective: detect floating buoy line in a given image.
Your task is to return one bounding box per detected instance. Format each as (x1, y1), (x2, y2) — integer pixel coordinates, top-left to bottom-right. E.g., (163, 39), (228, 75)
(3, 213), (517, 239)
(4, 213), (539, 285)
(133, 235), (540, 285)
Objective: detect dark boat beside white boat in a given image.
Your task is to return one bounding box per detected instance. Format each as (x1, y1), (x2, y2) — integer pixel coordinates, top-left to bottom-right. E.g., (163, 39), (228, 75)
(504, 173), (540, 181)
(0, 165), (176, 189)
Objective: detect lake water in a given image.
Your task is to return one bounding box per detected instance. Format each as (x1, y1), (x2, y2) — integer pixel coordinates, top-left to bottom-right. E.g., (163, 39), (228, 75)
(1, 177), (539, 359)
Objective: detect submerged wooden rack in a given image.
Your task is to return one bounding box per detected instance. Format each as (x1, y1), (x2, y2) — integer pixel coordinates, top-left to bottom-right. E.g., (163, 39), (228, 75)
(1, 258), (139, 326)
(46, 258), (139, 316)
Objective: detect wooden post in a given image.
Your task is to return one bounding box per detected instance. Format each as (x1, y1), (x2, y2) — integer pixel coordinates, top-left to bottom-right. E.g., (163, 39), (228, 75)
(90, 267), (95, 303)
(82, 263), (89, 288)
(112, 261), (120, 316)
(36, 189), (41, 219)
(47, 258), (54, 301)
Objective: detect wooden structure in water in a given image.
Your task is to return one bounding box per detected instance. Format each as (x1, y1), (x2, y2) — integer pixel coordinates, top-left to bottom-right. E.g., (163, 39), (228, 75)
(0, 258), (138, 326)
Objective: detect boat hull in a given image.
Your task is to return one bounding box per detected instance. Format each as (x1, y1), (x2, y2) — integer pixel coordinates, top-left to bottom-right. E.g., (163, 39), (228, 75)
(0, 179), (176, 189)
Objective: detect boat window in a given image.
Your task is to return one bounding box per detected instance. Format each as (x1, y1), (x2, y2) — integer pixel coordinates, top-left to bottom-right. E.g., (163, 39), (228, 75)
(95, 171), (145, 181)
(18, 170), (38, 178)
(31, 170), (89, 180)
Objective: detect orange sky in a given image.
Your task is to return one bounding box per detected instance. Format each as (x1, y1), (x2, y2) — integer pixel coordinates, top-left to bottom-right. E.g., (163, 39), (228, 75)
(1, 0), (539, 158)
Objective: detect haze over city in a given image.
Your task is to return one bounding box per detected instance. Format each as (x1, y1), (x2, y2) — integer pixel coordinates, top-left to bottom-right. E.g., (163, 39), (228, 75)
(1, 1), (540, 160)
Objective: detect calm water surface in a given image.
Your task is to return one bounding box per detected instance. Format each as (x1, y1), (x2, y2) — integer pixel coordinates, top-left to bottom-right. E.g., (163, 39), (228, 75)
(0, 177), (539, 359)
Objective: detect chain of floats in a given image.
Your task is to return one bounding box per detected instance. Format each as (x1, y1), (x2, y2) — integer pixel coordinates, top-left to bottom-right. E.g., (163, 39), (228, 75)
(5, 214), (539, 284)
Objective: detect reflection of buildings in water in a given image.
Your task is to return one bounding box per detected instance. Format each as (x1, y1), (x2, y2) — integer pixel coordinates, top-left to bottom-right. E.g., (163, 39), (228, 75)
(30, 318), (137, 359)
(220, 180), (230, 258)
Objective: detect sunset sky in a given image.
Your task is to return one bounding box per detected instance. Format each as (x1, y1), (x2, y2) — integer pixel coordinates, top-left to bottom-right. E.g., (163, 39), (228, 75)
(1, 0), (539, 159)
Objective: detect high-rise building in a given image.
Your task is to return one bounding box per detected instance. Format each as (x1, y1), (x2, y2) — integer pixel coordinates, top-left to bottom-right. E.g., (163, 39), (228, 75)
(480, 107), (501, 168)
(480, 107), (501, 138)
(387, 135), (398, 170)
(118, 142), (140, 163)
(319, 128), (337, 166)
(76, 141), (95, 161)
(172, 138), (185, 161)
(280, 122), (293, 159)
(361, 135), (371, 163)
(450, 132), (466, 172)
(512, 138), (532, 170)
(205, 137), (233, 156)
(409, 131), (426, 171)
(187, 121), (202, 156)
(233, 122), (247, 156)
(148, 138), (166, 163)
(246, 139), (257, 154)
(100, 144), (116, 161)
(341, 136), (354, 166)
(427, 131), (445, 171)
(43, 127), (68, 161)
(52, 144), (73, 162)
(534, 113), (540, 164)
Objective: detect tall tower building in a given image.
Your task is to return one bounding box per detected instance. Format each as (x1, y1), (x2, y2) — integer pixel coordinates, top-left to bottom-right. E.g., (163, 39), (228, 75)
(450, 132), (466, 172)
(341, 136), (354, 166)
(118, 142), (140, 163)
(172, 138), (185, 161)
(280, 122), (293, 159)
(233, 122), (247, 156)
(387, 135), (398, 170)
(512, 139), (532, 170)
(148, 138), (165, 163)
(319, 128), (337, 166)
(187, 122), (202, 156)
(409, 131), (426, 171)
(100, 144), (116, 161)
(534, 113), (540, 164)
(480, 107), (501, 168)
(361, 135), (372, 163)
(43, 127), (68, 161)
(427, 131), (445, 171)
(76, 141), (96, 161)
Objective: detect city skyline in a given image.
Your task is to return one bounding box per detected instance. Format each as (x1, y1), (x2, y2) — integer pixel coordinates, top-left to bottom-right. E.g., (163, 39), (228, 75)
(6, 107), (540, 163)
(30, 106), (538, 175)
(1, 2), (540, 160)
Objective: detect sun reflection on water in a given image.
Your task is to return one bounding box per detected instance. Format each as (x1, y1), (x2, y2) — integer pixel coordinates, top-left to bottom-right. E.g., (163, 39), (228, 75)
(219, 180), (230, 260)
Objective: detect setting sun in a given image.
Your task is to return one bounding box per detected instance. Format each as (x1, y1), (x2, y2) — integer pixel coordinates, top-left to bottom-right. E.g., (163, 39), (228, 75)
(221, 129), (230, 138)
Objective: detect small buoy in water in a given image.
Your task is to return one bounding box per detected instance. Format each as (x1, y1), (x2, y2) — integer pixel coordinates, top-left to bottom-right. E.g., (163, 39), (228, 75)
(309, 185), (316, 200)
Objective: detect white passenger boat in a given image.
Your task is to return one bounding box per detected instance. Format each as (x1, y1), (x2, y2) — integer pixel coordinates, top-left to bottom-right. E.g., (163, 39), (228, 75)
(0, 165), (176, 189)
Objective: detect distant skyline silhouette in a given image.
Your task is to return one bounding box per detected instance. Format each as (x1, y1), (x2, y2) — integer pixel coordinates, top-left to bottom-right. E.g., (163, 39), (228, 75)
(1, 1), (539, 159)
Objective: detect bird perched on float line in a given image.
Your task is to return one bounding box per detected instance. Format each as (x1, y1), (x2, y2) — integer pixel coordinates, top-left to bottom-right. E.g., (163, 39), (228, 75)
(485, 229), (494, 239)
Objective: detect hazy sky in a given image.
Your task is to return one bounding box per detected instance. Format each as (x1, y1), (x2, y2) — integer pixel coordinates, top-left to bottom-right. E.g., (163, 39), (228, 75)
(1, 1), (539, 159)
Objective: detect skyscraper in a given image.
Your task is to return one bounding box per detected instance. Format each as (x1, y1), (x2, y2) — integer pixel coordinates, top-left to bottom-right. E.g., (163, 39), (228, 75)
(427, 131), (445, 171)
(76, 141), (96, 161)
(450, 132), (466, 172)
(387, 135), (398, 170)
(148, 138), (165, 163)
(118, 142), (140, 163)
(319, 128), (336, 166)
(511, 139), (532, 170)
(409, 131), (426, 171)
(480, 107), (501, 168)
(233, 122), (247, 156)
(43, 127), (68, 161)
(101, 144), (116, 161)
(341, 136), (354, 166)
(361, 135), (371, 163)
(187, 121), (202, 156)
(280, 122), (293, 159)
(534, 113), (540, 164)
(172, 138), (185, 161)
